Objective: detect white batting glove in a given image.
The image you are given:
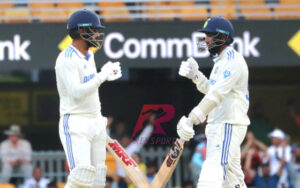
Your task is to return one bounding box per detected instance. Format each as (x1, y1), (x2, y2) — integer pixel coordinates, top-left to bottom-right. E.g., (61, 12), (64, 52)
(177, 116), (195, 141)
(178, 57), (201, 80)
(100, 61), (122, 81)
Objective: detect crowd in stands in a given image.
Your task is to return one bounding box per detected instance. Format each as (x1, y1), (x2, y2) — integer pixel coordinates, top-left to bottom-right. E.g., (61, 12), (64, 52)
(0, 105), (299, 187)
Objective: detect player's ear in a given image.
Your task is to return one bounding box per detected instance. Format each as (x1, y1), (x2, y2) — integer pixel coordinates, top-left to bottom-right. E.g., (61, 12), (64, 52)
(79, 27), (85, 34)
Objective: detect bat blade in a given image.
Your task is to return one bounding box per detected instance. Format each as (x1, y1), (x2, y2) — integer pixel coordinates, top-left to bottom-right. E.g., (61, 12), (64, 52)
(151, 138), (185, 188)
(106, 136), (151, 188)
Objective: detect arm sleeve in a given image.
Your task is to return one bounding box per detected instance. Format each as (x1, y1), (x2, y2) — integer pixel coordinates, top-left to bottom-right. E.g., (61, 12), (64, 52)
(189, 61), (242, 124)
(193, 71), (210, 94)
(55, 58), (105, 99)
(22, 141), (32, 162)
(0, 142), (11, 163)
(126, 125), (154, 155)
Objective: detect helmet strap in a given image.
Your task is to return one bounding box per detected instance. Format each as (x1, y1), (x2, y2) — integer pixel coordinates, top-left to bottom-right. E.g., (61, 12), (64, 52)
(208, 33), (228, 57)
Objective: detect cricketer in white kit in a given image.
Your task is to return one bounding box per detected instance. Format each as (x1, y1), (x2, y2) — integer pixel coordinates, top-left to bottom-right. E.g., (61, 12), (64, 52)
(55, 10), (121, 188)
(177, 17), (250, 188)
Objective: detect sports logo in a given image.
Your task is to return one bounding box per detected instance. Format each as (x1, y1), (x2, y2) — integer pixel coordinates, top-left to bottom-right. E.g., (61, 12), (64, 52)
(131, 104), (175, 140)
(203, 18), (211, 29)
(166, 140), (183, 167)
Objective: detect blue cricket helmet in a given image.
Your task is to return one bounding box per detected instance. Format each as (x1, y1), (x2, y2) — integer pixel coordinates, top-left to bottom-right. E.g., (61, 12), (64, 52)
(199, 17), (234, 38)
(67, 9), (104, 30)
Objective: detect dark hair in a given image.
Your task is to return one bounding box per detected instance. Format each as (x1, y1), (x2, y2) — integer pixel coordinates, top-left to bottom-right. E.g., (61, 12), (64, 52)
(182, 180), (195, 187)
(47, 181), (57, 188)
(68, 28), (80, 39)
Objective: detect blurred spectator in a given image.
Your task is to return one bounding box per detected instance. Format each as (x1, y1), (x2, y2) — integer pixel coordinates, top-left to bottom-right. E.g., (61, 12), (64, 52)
(287, 144), (300, 188)
(106, 116), (115, 135)
(146, 160), (157, 183)
(244, 148), (286, 188)
(287, 98), (300, 127)
(249, 103), (274, 145)
(0, 125), (32, 183)
(105, 176), (118, 188)
(23, 166), (50, 188)
(128, 152), (147, 188)
(267, 129), (291, 188)
(115, 115), (154, 187)
(189, 133), (206, 185)
(182, 180), (196, 188)
(46, 181), (57, 188)
(241, 131), (267, 186)
(111, 121), (126, 140)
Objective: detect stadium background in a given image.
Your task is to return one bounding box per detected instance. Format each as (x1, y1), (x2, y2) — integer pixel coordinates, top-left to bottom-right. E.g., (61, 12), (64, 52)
(0, 0), (300, 187)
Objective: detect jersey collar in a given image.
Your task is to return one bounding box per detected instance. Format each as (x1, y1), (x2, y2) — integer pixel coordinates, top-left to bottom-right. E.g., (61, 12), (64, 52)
(69, 45), (91, 60)
(212, 46), (233, 63)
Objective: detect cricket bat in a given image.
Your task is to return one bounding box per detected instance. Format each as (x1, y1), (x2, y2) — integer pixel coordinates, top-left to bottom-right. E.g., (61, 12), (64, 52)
(106, 136), (151, 188)
(151, 138), (185, 188)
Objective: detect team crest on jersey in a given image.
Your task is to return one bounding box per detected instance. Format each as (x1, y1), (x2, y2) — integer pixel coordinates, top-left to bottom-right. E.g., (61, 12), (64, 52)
(224, 70), (231, 78)
(209, 79), (216, 85)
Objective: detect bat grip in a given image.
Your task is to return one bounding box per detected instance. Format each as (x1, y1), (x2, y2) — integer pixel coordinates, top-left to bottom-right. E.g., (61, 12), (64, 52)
(178, 138), (185, 145)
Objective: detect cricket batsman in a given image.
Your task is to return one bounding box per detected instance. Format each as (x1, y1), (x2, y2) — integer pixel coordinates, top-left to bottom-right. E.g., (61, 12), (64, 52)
(177, 17), (250, 188)
(55, 10), (122, 188)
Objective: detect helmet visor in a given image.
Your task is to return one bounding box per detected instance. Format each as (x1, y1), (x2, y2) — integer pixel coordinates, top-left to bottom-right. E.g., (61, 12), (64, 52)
(79, 27), (105, 49)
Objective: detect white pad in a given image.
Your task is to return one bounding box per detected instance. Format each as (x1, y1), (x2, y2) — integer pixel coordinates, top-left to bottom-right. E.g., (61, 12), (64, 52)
(66, 166), (96, 188)
(92, 164), (107, 188)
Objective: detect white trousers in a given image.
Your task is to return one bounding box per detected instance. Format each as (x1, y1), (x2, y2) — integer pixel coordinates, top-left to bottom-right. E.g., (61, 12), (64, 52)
(59, 114), (107, 171)
(197, 123), (247, 188)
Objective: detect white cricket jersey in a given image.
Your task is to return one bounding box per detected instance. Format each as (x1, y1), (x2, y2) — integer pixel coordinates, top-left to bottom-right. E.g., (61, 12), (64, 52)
(55, 45), (101, 117)
(207, 46), (250, 125)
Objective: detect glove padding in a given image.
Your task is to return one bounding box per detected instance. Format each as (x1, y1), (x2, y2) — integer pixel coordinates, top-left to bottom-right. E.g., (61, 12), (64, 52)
(100, 61), (122, 81)
(178, 57), (199, 80)
(177, 116), (195, 141)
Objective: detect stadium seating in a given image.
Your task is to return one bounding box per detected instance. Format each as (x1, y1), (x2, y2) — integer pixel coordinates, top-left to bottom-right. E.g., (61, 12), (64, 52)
(145, 2), (176, 21)
(1, 0), (300, 23)
(98, 2), (131, 22)
(177, 1), (208, 20)
(274, 0), (300, 19)
(4, 8), (31, 23)
(57, 182), (66, 188)
(0, 184), (15, 188)
(29, 1), (67, 22)
(210, 0), (237, 19)
(239, 0), (272, 19)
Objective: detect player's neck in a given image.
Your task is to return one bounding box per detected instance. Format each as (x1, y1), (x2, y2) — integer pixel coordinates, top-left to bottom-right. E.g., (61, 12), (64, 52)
(218, 44), (229, 55)
(72, 40), (88, 56)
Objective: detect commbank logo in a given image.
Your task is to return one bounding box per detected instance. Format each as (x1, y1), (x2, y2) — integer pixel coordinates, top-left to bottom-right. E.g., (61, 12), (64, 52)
(131, 104), (175, 141)
(0, 34), (31, 61)
(104, 31), (260, 59)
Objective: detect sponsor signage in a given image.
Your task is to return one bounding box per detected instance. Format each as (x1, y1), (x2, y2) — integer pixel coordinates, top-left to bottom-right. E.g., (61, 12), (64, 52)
(0, 20), (299, 70)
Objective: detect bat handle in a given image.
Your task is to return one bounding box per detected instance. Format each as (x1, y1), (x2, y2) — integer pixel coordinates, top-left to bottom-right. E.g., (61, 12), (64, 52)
(178, 138), (185, 145)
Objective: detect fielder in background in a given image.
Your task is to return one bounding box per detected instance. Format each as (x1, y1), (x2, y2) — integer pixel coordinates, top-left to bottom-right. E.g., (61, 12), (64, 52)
(177, 17), (250, 188)
(55, 9), (122, 188)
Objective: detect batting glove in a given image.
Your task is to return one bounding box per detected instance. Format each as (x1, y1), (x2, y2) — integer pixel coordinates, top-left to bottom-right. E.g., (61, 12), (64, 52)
(99, 61), (122, 81)
(177, 116), (195, 141)
(178, 57), (202, 81)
